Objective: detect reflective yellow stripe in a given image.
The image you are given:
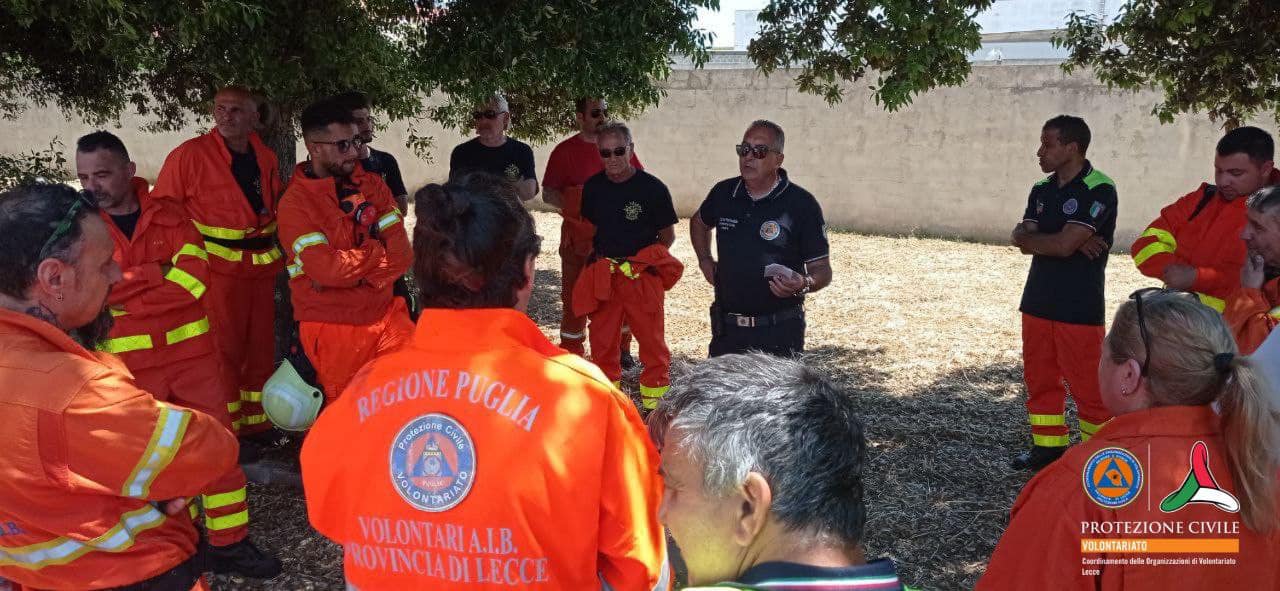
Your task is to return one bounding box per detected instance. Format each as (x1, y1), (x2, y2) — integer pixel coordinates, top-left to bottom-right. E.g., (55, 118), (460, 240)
(1269, 306), (1280, 320)
(610, 259), (640, 279)
(164, 266), (206, 300)
(261, 221), (277, 235)
(377, 212), (401, 232)
(1028, 413), (1066, 426)
(121, 406), (191, 498)
(287, 261), (305, 279)
(192, 220), (248, 241)
(188, 504), (199, 521)
(203, 487), (247, 509)
(171, 243), (208, 263)
(241, 390), (263, 403)
(1079, 419), (1106, 435)
(231, 417), (245, 431)
(1140, 227), (1176, 248)
(291, 232), (328, 255)
(205, 241), (244, 262)
(227, 401), (243, 414)
(0, 505), (166, 569)
(1032, 433), (1071, 447)
(1132, 242), (1176, 266)
(205, 509), (249, 531)
(251, 246), (283, 265)
(241, 414), (268, 426)
(108, 306), (128, 317)
(1197, 292), (1226, 312)
(639, 384), (669, 410)
(98, 334), (153, 354)
(164, 317), (210, 345)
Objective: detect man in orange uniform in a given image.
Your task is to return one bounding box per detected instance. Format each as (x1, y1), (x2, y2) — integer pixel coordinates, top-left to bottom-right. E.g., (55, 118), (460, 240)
(277, 98), (413, 401)
(152, 85), (285, 434)
(571, 122), (681, 411)
(301, 172), (670, 591)
(1225, 186), (1280, 353)
(542, 97), (641, 363)
(1010, 115), (1117, 471)
(74, 132), (280, 578)
(1131, 127), (1277, 311)
(0, 183), (238, 590)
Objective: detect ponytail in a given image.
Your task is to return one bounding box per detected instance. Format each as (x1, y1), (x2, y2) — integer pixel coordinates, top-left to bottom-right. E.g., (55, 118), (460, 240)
(1217, 355), (1280, 532)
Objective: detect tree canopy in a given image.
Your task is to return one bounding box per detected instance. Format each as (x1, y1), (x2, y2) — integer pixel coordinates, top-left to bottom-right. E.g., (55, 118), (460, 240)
(1056, 0), (1280, 129)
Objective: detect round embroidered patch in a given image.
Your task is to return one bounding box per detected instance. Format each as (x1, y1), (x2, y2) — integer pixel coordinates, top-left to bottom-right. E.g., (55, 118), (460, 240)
(759, 220), (781, 240)
(389, 413), (476, 512)
(1082, 447), (1143, 509)
(1063, 198), (1079, 215)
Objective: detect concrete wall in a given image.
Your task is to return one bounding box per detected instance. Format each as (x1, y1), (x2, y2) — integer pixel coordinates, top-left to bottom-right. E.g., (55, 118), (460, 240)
(2, 64), (1275, 247)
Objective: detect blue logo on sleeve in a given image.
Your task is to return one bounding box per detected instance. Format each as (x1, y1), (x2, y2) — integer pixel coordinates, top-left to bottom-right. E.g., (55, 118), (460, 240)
(389, 413), (476, 512)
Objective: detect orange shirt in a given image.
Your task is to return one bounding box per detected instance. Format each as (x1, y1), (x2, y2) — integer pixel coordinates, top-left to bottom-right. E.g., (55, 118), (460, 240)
(277, 163), (411, 325)
(978, 405), (1280, 590)
(1130, 184), (1248, 310)
(301, 308), (670, 590)
(1224, 276), (1280, 355)
(0, 310), (238, 590)
(151, 130), (284, 279)
(99, 177), (214, 369)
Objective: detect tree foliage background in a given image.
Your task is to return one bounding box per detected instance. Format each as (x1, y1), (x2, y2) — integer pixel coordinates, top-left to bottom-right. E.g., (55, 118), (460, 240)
(1056, 0), (1280, 129)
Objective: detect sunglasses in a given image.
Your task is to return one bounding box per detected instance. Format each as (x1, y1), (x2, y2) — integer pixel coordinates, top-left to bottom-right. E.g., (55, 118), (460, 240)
(588, 108), (607, 120)
(735, 143), (779, 159)
(1128, 287), (1198, 375)
(40, 190), (99, 259)
(472, 109), (507, 120)
(599, 145), (629, 159)
(313, 137), (365, 153)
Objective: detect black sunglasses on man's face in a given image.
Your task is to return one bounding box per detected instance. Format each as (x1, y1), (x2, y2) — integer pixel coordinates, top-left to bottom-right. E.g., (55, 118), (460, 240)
(472, 109), (504, 120)
(588, 108), (607, 120)
(735, 143), (778, 159)
(599, 146), (630, 159)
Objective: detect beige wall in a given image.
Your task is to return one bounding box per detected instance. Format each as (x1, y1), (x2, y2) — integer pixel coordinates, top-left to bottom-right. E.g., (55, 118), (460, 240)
(3, 64), (1275, 248)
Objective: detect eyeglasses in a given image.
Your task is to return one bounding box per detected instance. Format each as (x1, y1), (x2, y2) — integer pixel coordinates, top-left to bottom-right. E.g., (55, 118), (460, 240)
(313, 137), (364, 153)
(599, 145), (629, 159)
(472, 109), (507, 120)
(735, 143), (779, 159)
(1128, 287), (1198, 375)
(588, 108), (607, 120)
(39, 190), (99, 259)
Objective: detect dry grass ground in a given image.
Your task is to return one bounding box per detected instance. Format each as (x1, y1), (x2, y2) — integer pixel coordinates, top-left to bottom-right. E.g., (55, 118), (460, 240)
(216, 210), (1155, 590)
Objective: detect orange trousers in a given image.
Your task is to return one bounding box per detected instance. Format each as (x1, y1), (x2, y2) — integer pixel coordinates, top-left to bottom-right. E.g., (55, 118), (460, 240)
(300, 298), (414, 401)
(559, 240), (631, 356)
(587, 274), (670, 408)
(1021, 313), (1111, 447)
(132, 355), (249, 547)
(206, 273), (275, 435)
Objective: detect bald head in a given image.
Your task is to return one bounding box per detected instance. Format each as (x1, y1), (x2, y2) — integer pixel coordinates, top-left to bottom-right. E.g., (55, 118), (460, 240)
(213, 85), (259, 146)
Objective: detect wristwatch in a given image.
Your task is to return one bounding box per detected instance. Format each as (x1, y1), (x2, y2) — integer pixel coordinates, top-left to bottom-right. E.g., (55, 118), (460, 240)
(794, 275), (813, 297)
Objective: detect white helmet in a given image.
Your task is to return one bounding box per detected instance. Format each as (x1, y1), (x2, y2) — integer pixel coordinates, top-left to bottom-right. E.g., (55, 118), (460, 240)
(262, 359), (323, 431)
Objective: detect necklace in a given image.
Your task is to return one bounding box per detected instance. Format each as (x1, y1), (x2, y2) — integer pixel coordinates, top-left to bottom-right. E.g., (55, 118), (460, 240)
(745, 176), (782, 200)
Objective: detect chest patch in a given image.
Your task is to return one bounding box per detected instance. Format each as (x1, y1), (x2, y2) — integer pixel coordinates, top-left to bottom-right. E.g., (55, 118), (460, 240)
(503, 163), (520, 182)
(1063, 198), (1079, 215)
(1036, 200), (1044, 214)
(759, 220), (781, 241)
(624, 201), (642, 221)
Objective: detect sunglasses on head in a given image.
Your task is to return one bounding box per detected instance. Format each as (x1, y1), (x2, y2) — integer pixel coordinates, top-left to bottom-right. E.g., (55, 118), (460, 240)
(599, 145), (629, 159)
(735, 143), (778, 159)
(472, 109), (506, 120)
(40, 190), (99, 259)
(313, 137), (364, 153)
(1128, 287), (1199, 375)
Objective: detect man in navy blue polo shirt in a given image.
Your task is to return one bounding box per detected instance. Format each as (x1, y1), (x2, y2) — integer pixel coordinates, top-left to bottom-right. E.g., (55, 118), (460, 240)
(1010, 115), (1118, 471)
(690, 120), (832, 357)
(649, 353), (912, 591)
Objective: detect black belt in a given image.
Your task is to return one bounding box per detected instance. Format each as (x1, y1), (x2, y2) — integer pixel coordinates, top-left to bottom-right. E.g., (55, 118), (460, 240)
(721, 305), (803, 328)
(203, 234), (276, 250)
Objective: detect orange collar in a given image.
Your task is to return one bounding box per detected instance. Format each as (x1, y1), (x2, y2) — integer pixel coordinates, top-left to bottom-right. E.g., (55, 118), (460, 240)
(411, 308), (547, 353)
(1098, 404), (1221, 440)
(0, 307), (95, 361)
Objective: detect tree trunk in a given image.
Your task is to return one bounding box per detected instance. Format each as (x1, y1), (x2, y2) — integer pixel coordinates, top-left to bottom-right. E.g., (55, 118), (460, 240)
(261, 102), (299, 183)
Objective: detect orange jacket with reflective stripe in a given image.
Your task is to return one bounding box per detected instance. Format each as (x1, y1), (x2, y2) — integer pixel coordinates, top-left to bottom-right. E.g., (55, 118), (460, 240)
(151, 130), (284, 279)
(1223, 276), (1280, 354)
(277, 162), (412, 325)
(301, 308), (671, 591)
(572, 244), (684, 317)
(0, 310), (238, 590)
(977, 405), (1280, 590)
(100, 177), (215, 370)
(1130, 184), (1248, 310)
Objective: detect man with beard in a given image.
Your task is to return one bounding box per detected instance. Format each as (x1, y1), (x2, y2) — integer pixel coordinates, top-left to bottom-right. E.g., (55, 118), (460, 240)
(277, 98), (414, 401)
(74, 131), (280, 578)
(0, 183), (238, 590)
(1225, 185), (1280, 353)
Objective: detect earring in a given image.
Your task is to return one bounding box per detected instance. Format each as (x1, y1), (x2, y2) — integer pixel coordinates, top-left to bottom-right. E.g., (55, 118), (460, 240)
(1121, 386), (1128, 395)
(56, 293), (63, 302)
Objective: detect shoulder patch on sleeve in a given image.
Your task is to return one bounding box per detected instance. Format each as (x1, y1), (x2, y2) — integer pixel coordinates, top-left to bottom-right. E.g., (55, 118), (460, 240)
(1034, 176), (1052, 187)
(1083, 169), (1115, 190)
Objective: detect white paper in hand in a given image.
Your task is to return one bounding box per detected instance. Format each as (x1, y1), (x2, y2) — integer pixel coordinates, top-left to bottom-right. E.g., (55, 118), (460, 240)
(763, 263), (801, 282)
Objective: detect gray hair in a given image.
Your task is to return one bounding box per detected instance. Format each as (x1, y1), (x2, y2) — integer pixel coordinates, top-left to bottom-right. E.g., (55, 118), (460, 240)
(596, 122), (632, 145)
(648, 353), (867, 545)
(747, 119), (785, 153)
(1247, 185), (1280, 214)
(486, 93), (509, 114)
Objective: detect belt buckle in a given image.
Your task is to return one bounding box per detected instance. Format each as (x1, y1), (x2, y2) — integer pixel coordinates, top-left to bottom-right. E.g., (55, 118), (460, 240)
(735, 315), (754, 328)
